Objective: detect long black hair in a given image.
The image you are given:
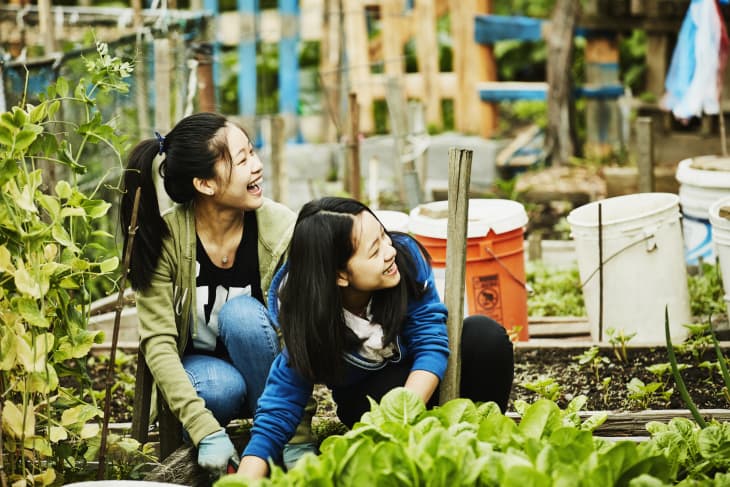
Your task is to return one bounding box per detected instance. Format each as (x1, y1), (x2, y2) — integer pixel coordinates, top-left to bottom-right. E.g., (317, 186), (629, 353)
(120, 112), (232, 290)
(279, 197), (429, 384)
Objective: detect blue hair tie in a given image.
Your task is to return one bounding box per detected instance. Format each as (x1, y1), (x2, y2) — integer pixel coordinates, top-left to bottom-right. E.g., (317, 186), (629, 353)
(154, 131), (165, 155)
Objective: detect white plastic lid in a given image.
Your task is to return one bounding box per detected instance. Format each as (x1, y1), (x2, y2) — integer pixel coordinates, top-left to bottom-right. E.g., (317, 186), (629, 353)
(374, 210), (410, 233)
(408, 199), (528, 239)
(676, 156), (730, 188)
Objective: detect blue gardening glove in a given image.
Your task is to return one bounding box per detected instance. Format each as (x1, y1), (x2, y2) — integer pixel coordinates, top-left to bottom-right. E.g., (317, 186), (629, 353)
(197, 429), (237, 476)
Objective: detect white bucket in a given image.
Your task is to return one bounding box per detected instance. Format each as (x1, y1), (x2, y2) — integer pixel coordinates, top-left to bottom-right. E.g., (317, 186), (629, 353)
(709, 196), (730, 309)
(567, 193), (690, 344)
(374, 210), (410, 233)
(676, 156), (730, 264)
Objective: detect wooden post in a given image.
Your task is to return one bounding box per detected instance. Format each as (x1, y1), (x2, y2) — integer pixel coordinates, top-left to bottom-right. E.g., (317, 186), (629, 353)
(37, 0), (56, 55)
(270, 115), (287, 205)
(195, 44), (216, 113)
(449, 0), (495, 136)
(131, 0), (143, 34)
(414, 0), (442, 129)
(348, 92), (361, 201)
(584, 35), (621, 158)
(545, 0), (578, 166)
(154, 38), (173, 214)
(320, 0), (343, 142)
(368, 155), (380, 209)
(381, 0), (405, 77)
(385, 76), (408, 205)
(204, 0), (221, 108)
(440, 147), (472, 404)
(636, 117), (655, 193)
(343, 0), (373, 133)
(133, 0), (149, 141)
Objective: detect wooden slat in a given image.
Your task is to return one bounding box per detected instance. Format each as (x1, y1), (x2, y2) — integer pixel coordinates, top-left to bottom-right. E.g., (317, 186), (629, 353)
(506, 409), (730, 437)
(414, 0), (442, 128)
(344, 0), (374, 133)
(370, 72), (456, 99)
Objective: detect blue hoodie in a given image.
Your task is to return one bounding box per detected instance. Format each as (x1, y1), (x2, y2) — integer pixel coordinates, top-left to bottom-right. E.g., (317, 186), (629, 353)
(242, 234), (449, 462)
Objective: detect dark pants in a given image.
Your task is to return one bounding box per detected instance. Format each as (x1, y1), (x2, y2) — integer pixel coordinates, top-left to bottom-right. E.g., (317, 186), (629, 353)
(332, 315), (515, 428)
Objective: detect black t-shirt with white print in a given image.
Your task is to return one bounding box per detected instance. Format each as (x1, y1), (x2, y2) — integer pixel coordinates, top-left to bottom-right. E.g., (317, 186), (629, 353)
(187, 210), (262, 357)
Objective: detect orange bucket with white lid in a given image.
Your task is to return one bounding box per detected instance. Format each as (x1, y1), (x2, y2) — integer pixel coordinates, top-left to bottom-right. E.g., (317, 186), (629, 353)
(408, 199), (529, 341)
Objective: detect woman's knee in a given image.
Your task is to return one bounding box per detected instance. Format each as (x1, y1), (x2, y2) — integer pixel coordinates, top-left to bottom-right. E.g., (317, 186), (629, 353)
(462, 315), (513, 358)
(183, 355), (247, 423)
(218, 295), (268, 328)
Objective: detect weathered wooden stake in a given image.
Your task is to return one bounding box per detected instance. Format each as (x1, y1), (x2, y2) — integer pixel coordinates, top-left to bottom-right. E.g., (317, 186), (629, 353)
(636, 117), (655, 193)
(38, 0), (56, 56)
(440, 147), (472, 404)
(348, 92), (361, 201)
(98, 188), (141, 480)
(270, 115), (287, 205)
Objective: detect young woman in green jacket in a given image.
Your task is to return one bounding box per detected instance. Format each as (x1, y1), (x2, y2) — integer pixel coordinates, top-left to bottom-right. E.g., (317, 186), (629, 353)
(120, 112), (300, 476)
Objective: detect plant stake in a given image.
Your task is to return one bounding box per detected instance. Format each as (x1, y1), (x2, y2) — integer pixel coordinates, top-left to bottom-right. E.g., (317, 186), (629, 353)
(97, 187), (142, 479)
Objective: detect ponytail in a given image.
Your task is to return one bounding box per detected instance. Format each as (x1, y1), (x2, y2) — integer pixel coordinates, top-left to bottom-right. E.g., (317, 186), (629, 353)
(121, 139), (170, 291)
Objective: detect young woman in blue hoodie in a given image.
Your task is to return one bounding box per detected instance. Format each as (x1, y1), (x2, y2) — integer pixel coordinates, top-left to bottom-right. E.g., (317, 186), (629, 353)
(237, 197), (514, 478)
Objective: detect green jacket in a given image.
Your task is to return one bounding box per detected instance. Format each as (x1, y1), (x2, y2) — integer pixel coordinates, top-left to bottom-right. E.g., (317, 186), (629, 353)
(135, 198), (295, 446)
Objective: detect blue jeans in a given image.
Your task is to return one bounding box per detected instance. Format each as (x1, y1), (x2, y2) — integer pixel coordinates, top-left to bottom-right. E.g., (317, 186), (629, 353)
(182, 295), (280, 427)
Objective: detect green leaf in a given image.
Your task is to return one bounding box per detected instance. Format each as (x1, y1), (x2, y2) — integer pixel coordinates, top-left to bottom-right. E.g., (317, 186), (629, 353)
(432, 398), (479, 427)
(37, 193), (61, 220)
(1, 400), (35, 439)
(28, 103), (48, 123)
(56, 77), (69, 97)
(24, 366), (59, 394)
(99, 256), (119, 273)
(52, 225), (81, 254)
(378, 387), (426, 425)
(83, 199), (111, 219)
(16, 297), (50, 328)
(54, 180), (72, 199)
(48, 99), (61, 118)
(15, 265), (43, 299)
(0, 330), (17, 370)
(519, 399), (562, 440)
(0, 245), (15, 273)
(50, 426), (68, 443)
(14, 123), (44, 152)
(61, 404), (102, 427)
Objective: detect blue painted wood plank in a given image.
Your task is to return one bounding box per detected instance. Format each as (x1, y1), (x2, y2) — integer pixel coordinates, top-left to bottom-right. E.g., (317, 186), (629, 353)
(474, 14), (618, 45)
(474, 15), (544, 45)
(238, 0), (258, 119)
(278, 1), (299, 114)
(478, 82), (624, 102)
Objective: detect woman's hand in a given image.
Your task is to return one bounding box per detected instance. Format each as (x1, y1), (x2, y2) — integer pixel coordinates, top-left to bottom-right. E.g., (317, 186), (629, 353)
(404, 370), (440, 404)
(237, 455), (269, 479)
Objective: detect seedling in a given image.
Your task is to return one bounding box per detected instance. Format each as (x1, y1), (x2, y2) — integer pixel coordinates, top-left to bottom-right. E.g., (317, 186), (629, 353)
(626, 377), (669, 409)
(573, 346), (610, 382)
(676, 322), (713, 359)
(521, 376), (562, 401)
(599, 377), (611, 406)
(646, 361), (688, 388)
(606, 327), (636, 362)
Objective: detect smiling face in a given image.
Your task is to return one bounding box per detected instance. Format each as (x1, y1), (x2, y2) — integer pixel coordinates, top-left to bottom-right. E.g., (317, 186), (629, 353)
(337, 211), (400, 304)
(209, 123), (264, 211)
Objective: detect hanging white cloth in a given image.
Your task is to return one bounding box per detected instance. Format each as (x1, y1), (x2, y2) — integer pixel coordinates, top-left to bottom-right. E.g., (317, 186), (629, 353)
(662, 0), (729, 120)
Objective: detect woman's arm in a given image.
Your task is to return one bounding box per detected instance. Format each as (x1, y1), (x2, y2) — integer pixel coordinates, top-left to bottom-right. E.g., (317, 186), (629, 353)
(237, 456), (269, 478)
(404, 369), (440, 404)
(240, 352), (314, 470)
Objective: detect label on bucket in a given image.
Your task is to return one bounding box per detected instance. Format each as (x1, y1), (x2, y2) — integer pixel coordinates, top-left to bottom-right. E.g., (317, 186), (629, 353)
(472, 274), (503, 323)
(682, 217), (714, 265)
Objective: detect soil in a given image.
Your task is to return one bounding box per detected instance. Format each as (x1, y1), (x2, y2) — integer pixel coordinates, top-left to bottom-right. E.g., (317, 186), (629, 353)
(91, 343), (729, 428)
